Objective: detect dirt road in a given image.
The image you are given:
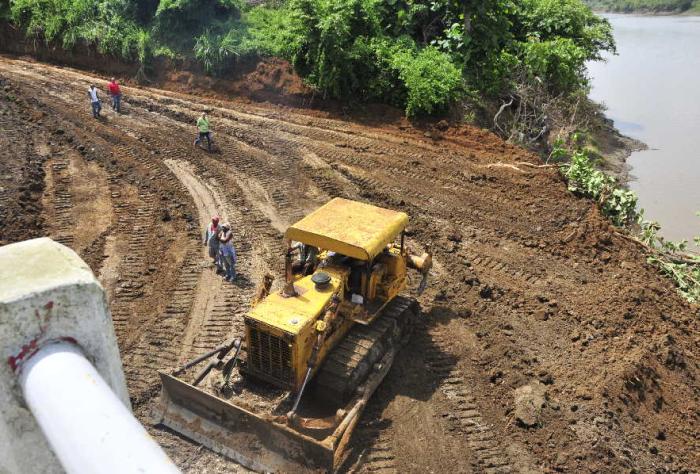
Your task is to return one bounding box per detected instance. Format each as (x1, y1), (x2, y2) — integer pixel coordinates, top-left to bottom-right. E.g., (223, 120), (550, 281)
(1, 56), (697, 473)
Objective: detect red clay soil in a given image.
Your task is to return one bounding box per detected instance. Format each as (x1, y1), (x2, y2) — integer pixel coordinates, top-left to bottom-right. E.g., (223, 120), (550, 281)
(0, 56), (697, 474)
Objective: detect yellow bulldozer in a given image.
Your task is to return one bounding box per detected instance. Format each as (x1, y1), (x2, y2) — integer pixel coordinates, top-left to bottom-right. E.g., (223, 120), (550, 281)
(157, 198), (432, 472)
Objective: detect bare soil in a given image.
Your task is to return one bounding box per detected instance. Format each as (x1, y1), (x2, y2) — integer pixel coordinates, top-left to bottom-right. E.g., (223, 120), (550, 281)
(1, 56), (698, 474)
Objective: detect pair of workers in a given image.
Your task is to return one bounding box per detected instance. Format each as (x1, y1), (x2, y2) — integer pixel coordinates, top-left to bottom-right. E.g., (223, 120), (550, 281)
(203, 216), (237, 282)
(87, 78), (122, 118)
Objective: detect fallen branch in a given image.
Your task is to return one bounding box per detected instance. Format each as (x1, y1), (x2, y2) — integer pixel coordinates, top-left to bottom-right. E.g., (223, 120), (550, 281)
(486, 163), (525, 173)
(485, 161), (559, 173)
(493, 96), (514, 133)
(513, 161), (559, 169)
(613, 230), (700, 265)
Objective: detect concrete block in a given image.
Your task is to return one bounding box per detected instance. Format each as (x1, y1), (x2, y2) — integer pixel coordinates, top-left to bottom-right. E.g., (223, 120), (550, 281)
(0, 238), (129, 474)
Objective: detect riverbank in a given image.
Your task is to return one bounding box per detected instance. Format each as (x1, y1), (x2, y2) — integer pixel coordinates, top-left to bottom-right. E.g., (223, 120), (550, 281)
(587, 13), (700, 245)
(587, 111), (647, 183)
(585, 0), (700, 14)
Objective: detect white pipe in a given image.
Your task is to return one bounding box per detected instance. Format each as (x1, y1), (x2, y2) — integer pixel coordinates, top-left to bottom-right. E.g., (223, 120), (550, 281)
(19, 342), (181, 474)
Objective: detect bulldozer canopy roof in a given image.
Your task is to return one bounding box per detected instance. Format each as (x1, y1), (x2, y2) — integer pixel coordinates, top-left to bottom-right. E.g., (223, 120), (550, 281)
(285, 198), (409, 261)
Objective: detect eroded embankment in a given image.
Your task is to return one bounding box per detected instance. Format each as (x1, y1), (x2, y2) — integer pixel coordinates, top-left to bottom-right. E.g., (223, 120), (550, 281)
(0, 56), (697, 473)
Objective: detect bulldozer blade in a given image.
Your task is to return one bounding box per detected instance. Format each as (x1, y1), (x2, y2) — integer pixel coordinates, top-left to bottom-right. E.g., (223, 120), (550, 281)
(157, 372), (334, 473)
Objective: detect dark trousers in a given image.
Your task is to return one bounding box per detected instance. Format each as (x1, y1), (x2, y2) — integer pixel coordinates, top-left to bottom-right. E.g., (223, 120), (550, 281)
(91, 101), (101, 118)
(111, 94), (121, 113)
(195, 131), (211, 150)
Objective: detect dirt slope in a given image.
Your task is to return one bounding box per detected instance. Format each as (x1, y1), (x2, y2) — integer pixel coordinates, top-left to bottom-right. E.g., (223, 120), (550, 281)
(0, 56), (697, 473)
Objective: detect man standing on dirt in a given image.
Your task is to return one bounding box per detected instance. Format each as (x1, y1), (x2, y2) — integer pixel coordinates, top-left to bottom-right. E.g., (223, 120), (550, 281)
(194, 112), (212, 151)
(88, 84), (101, 118)
(203, 215), (221, 271)
(219, 222), (236, 282)
(107, 77), (122, 113)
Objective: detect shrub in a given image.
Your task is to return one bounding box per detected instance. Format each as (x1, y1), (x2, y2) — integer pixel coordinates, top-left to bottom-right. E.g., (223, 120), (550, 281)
(10, 0), (150, 63)
(513, 0), (615, 91)
(245, 5), (297, 57)
(562, 147), (638, 226)
(391, 45), (463, 116)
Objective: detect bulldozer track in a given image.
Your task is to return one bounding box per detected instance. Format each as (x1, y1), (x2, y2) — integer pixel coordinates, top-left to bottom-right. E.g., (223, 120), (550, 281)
(315, 296), (418, 403)
(355, 404), (398, 474)
(163, 158), (257, 362)
(415, 316), (516, 474)
(124, 253), (200, 402)
(46, 157), (75, 248)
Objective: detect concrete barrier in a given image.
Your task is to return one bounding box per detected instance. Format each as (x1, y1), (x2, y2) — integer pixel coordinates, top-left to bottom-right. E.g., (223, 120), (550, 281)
(0, 238), (179, 473)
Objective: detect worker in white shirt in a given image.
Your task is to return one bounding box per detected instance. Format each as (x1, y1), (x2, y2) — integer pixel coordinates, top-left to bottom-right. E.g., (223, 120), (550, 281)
(88, 84), (101, 118)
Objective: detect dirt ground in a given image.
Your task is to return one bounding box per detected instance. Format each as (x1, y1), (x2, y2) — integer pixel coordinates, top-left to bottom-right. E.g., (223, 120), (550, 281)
(0, 56), (698, 474)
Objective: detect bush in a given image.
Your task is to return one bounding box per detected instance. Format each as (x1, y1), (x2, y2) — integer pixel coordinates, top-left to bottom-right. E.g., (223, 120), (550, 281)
(513, 0), (615, 91)
(562, 147), (638, 226)
(519, 38), (588, 91)
(252, 0), (462, 115)
(193, 23), (252, 74)
(152, 0), (244, 57)
(245, 5), (297, 57)
(391, 46), (463, 116)
(10, 0), (150, 62)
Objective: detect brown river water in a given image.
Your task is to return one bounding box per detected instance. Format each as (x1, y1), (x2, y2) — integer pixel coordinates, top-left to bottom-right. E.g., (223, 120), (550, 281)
(588, 14), (700, 246)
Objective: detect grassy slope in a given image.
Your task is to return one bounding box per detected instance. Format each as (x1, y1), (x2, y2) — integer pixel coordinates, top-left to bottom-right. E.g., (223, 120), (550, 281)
(584, 0), (700, 12)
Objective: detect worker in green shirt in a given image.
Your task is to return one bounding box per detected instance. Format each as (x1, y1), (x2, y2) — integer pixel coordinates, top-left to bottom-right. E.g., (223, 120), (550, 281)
(194, 112), (212, 151)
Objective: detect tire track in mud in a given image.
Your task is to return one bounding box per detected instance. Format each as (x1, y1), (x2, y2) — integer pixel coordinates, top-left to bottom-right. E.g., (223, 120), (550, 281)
(108, 70), (550, 473)
(44, 156), (75, 248)
(354, 404), (399, 474)
(1, 62), (278, 406)
(0, 63), (206, 403)
(116, 81), (544, 252)
(163, 156), (293, 368)
(355, 429), (398, 472)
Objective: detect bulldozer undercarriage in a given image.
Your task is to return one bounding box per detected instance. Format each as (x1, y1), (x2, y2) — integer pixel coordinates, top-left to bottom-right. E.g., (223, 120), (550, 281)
(157, 296), (419, 473)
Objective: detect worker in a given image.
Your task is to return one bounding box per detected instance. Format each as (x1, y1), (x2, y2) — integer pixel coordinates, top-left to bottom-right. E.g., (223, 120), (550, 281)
(107, 78), (122, 113)
(301, 245), (318, 275)
(219, 222), (237, 282)
(88, 84), (101, 118)
(203, 215), (221, 271)
(292, 242), (318, 275)
(193, 112), (212, 151)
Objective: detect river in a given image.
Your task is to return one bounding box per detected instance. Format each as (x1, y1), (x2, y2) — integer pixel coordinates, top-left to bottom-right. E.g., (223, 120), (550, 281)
(587, 14), (700, 246)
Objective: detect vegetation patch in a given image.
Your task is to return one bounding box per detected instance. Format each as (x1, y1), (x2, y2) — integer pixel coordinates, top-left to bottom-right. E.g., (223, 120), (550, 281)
(5, 0), (614, 119)
(584, 0), (699, 13)
(554, 140), (700, 303)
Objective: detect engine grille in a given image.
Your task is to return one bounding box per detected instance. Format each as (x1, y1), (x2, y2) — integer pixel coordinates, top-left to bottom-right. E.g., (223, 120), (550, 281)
(247, 327), (293, 386)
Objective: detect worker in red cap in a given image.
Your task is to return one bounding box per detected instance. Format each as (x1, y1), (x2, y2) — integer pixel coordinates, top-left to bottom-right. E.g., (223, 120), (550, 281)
(107, 77), (122, 113)
(203, 215), (222, 271)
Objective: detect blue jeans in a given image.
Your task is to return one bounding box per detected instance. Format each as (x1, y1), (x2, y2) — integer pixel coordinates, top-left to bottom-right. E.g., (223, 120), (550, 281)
(91, 101), (101, 118)
(111, 94), (121, 113)
(222, 254), (236, 280)
(194, 132), (211, 151)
